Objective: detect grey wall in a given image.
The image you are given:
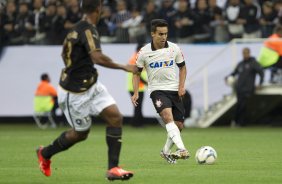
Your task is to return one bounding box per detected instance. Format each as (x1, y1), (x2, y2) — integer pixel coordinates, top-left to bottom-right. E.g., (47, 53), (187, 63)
(0, 43), (266, 117)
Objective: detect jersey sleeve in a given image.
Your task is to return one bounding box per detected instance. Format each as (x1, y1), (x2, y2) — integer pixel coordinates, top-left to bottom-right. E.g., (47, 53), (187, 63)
(175, 45), (185, 64)
(81, 27), (101, 53)
(136, 50), (145, 68)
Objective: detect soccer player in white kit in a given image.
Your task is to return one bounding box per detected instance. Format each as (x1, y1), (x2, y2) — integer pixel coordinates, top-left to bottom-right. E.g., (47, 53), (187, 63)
(131, 19), (190, 164)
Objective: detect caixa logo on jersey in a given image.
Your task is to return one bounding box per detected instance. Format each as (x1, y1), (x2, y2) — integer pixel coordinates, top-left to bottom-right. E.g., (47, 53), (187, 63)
(149, 60), (174, 68)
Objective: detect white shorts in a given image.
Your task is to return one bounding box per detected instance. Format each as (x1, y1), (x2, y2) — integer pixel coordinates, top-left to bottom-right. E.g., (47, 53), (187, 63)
(58, 81), (116, 131)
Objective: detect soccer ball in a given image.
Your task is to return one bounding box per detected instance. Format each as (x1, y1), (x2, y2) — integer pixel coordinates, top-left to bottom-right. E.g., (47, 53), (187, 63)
(195, 146), (217, 164)
(225, 76), (235, 87)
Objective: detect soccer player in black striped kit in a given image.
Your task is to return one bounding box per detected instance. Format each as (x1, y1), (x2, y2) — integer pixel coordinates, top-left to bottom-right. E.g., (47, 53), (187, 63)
(36, 0), (135, 181)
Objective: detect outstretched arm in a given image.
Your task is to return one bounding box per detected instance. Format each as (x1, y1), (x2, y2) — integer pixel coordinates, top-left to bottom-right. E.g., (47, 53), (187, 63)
(90, 50), (137, 73)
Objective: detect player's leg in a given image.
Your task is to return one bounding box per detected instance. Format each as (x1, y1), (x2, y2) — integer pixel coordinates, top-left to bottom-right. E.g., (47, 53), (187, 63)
(160, 133), (176, 164)
(159, 108), (186, 151)
(151, 91), (186, 150)
(37, 129), (90, 176)
(171, 121), (190, 159)
(150, 91), (187, 162)
(91, 82), (133, 180)
(100, 104), (123, 169)
(37, 87), (92, 177)
(162, 121), (184, 155)
(159, 108), (189, 162)
(100, 105), (133, 181)
(169, 99), (190, 160)
(40, 129), (90, 159)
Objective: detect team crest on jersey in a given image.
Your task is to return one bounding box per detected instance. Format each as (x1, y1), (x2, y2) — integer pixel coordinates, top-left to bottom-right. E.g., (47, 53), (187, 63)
(149, 60), (174, 68)
(155, 99), (163, 108)
(76, 119), (82, 125)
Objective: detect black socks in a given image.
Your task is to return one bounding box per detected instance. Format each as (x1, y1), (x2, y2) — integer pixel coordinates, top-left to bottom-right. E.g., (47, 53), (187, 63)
(41, 127), (122, 170)
(106, 127), (122, 169)
(42, 131), (74, 159)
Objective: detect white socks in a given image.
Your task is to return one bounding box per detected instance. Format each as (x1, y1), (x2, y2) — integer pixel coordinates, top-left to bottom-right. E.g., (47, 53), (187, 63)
(165, 122), (185, 150)
(163, 136), (174, 153)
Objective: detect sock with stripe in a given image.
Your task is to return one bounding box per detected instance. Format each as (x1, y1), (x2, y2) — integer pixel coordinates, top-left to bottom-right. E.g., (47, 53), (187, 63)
(42, 131), (74, 159)
(106, 127), (122, 169)
(165, 122), (185, 150)
(163, 135), (174, 153)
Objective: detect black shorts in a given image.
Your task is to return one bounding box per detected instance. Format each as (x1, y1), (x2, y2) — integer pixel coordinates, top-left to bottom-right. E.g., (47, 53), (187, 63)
(150, 90), (185, 122)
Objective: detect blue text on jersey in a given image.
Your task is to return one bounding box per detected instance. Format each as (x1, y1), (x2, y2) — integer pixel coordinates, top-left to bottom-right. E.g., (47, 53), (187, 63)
(149, 60), (174, 68)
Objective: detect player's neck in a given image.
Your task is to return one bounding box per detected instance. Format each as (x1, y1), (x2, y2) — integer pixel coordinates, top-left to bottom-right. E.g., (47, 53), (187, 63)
(152, 42), (165, 50)
(83, 14), (98, 25)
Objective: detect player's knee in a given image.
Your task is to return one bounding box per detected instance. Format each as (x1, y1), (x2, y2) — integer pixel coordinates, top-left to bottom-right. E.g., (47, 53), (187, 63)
(78, 133), (89, 141)
(159, 109), (174, 122)
(72, 130), (89, 142)
(178, 123), (184, 131)
(175, 121), (184, 131)
(109, 113), (123, 127)
(161, 114), (173, 123)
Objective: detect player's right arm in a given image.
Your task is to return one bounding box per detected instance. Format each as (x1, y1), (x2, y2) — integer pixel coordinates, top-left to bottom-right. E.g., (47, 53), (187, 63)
(90, 51), (136, 73)
(82, 27), (136, 73)
(131, 70), (141, 106)
(131, 50), (144, 106)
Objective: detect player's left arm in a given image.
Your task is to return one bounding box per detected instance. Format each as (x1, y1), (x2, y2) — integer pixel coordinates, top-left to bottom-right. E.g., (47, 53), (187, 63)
(176, 46), (187, 97)
(178, 64), (187, 97)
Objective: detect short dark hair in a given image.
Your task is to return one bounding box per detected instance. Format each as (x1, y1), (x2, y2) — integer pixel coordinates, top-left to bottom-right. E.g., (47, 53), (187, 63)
(81, 0), (101, 14)
(151, 19), (168, 32)
(41, 73), (49, 81)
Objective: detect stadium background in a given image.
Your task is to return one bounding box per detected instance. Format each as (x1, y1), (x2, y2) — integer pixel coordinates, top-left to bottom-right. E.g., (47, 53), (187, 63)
(1, 1), (282, 183)
(0, 42), (267, 118)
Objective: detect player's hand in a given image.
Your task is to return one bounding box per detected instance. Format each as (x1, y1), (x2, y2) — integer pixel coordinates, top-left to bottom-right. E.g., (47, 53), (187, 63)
(131, 93), (139, 107)
(124, 64), (138, 74)
(178, 87), (186, 98)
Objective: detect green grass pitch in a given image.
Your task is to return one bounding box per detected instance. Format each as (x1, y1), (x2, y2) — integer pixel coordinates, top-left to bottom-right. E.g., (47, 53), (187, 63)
(0, 123), (282, 184)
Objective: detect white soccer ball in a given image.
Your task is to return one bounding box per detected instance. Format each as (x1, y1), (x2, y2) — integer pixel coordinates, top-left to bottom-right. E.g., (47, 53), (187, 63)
(195, 146), (217, 164)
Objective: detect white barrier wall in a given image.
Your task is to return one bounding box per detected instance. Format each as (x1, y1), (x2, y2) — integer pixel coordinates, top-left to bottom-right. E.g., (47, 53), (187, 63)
(0, 43), (264, 117)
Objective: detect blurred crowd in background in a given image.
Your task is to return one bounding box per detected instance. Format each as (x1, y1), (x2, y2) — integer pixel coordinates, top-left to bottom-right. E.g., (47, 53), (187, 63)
(1, 0), (282, 46)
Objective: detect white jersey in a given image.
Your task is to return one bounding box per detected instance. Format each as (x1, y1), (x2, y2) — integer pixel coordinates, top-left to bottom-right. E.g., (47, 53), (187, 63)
(136, 41), (185, 94)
